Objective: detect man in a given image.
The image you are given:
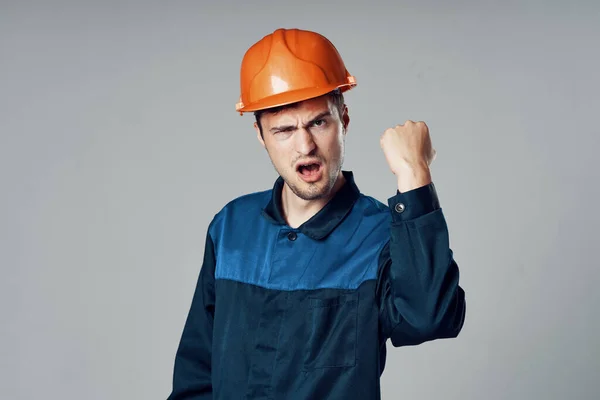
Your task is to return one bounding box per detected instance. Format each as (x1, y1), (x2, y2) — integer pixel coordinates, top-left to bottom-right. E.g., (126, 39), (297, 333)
(167, 28), (466, 400)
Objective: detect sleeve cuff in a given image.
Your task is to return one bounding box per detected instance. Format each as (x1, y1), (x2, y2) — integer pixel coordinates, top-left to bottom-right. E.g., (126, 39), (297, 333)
(387, 182), (441, 222)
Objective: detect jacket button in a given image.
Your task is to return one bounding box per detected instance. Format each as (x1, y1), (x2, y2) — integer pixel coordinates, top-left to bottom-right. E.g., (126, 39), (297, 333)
(394, 203), (405, 213)
(287, 231), (297, 241)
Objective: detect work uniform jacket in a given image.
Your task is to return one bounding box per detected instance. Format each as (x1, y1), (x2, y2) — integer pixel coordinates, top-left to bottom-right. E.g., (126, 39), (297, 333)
(168, 170), (466, 400)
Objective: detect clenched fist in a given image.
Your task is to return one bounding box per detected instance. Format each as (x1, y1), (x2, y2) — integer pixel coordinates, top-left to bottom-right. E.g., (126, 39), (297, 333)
(380, 120), (436, 193)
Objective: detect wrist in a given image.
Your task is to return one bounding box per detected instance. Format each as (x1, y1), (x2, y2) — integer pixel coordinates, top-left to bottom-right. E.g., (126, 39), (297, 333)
(395, 165), (432, 193)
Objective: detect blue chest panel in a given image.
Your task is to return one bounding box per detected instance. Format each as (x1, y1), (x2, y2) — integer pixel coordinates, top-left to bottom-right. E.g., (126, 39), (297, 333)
(209, 191), (392, 291)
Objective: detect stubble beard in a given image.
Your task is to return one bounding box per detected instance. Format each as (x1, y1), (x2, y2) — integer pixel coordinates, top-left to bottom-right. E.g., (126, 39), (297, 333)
(277, 153), (344, 201)
(287, 169), (336, 201)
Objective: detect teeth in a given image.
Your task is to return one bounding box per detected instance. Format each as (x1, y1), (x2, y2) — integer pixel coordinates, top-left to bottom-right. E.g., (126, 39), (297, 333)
(297, 163), (319, 173)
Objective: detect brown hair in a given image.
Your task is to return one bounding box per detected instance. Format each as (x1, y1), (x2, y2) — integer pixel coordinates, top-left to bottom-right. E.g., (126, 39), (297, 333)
(254, 89), (345, 138)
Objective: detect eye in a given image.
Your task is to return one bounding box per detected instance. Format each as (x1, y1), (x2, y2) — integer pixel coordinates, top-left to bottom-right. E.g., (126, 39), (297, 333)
(274, 127), (293, 135)
(312, 119), (326, 127)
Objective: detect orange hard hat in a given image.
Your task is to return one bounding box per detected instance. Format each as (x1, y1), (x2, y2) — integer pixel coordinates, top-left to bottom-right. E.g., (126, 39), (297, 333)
(235, 28), (357, 114)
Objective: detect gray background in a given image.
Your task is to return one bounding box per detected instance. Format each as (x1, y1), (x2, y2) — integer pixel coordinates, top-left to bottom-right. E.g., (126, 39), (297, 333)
(1, 0), (599, 399)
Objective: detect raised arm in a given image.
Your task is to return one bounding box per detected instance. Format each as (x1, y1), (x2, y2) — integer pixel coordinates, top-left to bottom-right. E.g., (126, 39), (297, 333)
(376, 120), (466, 346)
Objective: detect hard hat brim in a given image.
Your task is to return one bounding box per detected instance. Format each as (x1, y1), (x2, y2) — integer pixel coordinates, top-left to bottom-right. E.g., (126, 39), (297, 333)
(236, 83), (355, 114)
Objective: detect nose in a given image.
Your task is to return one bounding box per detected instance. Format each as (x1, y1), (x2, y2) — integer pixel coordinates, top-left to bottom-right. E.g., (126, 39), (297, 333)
(295, 128), (316, 155)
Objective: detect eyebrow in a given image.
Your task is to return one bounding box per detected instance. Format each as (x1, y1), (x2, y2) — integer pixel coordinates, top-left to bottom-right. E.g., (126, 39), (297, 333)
(269, 111), (332, 133)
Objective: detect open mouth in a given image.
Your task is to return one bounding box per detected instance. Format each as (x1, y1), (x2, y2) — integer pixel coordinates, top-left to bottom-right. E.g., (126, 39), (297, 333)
(298, 163), (320, 174)
(296, 161), (322, 179)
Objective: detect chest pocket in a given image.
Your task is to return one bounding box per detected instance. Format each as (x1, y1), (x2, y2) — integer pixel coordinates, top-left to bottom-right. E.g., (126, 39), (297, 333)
(302, 291), (359, 371)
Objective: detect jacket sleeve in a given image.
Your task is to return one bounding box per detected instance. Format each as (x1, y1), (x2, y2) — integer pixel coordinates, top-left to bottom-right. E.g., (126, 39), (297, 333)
(167, 230), (216, 399)
(376, 182), (466, 347)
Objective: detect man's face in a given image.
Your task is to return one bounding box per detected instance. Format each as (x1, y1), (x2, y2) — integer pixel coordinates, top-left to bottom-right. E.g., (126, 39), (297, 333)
(255, 95), (349, 201)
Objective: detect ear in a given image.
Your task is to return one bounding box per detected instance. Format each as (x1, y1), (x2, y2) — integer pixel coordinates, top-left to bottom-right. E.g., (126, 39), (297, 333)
(342, 105), (350, 135)
(254, 122), (265, 148)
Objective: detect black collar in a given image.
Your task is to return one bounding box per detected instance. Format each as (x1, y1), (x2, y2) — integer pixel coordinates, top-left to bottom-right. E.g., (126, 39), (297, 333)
(261, 170), (361, 240)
